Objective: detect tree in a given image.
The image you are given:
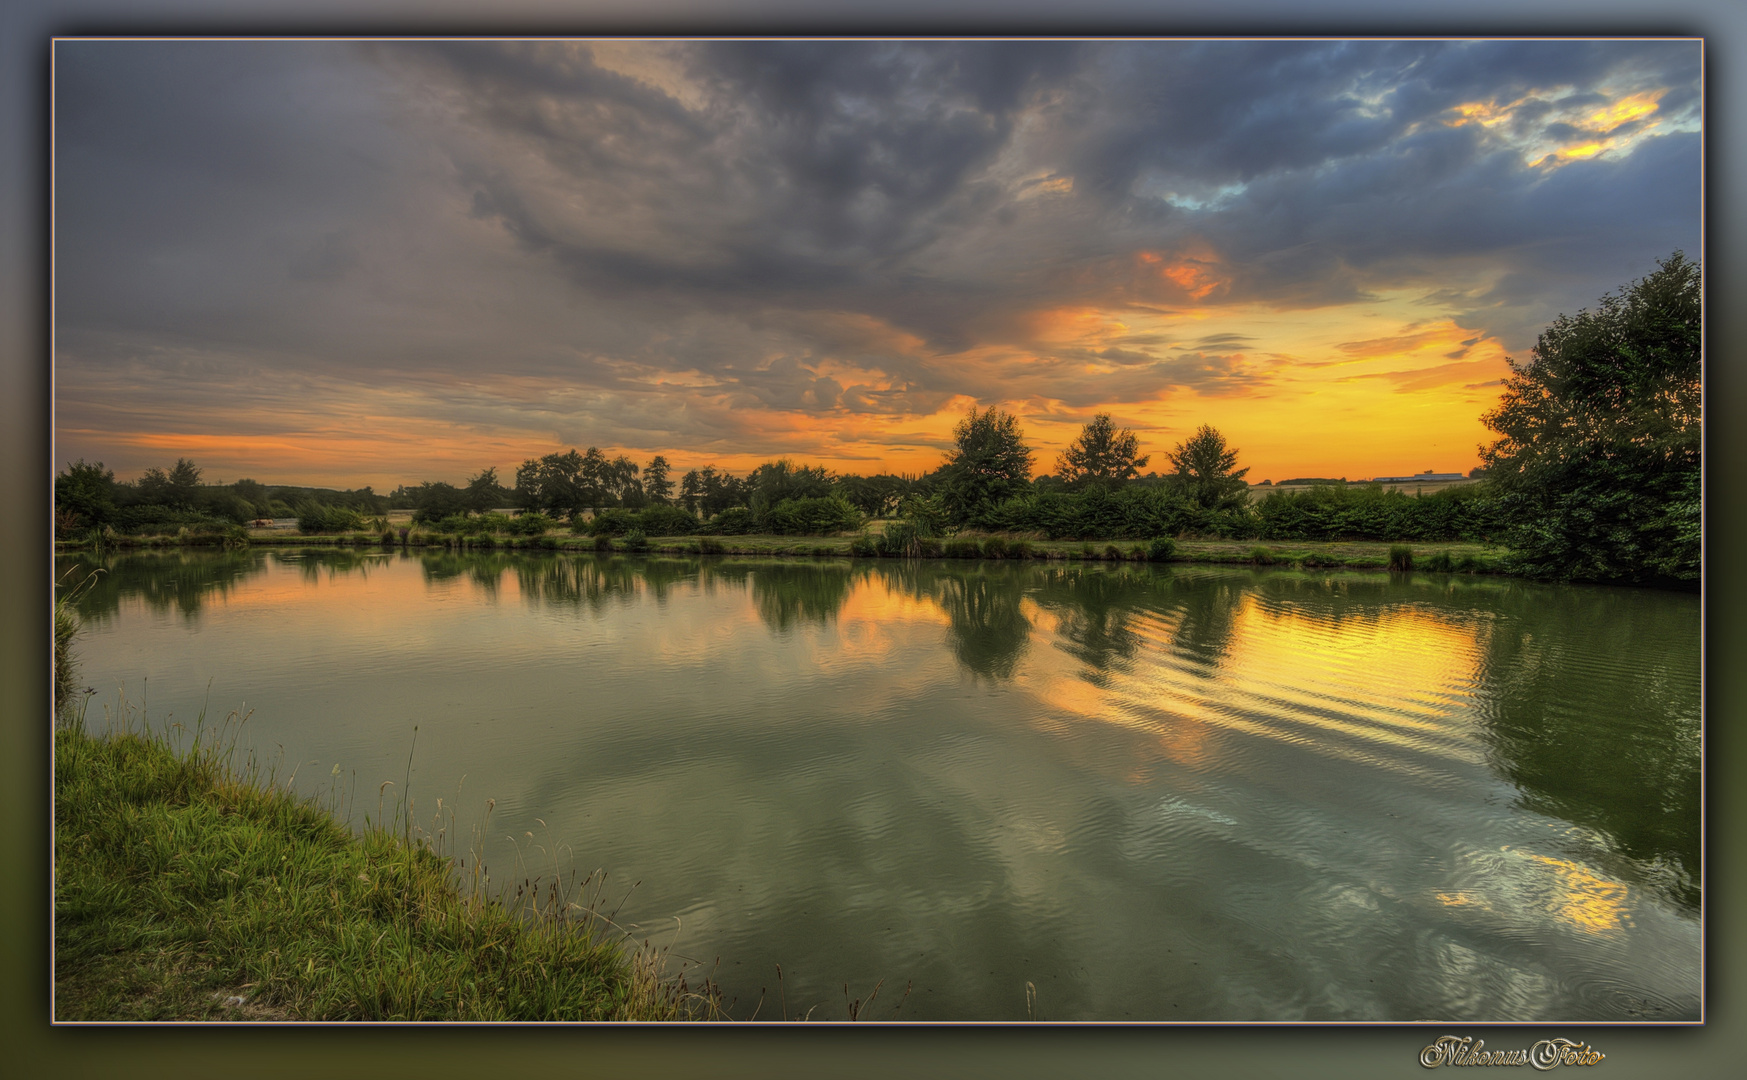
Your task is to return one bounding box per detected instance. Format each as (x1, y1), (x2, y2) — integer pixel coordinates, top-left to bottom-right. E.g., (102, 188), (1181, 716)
(938, 406), (1034, 522)
(644, 456), (674, 504)
(1479, 252), (1700, 583)
(55, 459), (117, 530)
(1057, 413), (1149, 490)
(464, 467), (506, 513)
(1166, 425), (1249, 511)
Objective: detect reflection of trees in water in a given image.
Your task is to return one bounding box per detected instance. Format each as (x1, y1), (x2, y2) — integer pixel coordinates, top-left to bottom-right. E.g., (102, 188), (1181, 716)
(1029, 565), (1160, 679)
(886, 563), (1032, 682)
(747, 562), (860, 634)
(509, 553), (700, 612)
(417, 550), (511, 595)
(1468, 585), (1701, 910)
(1188, 569), (1700, 911)
(56, 549), (270, 623)
(280, 548), (392, 584)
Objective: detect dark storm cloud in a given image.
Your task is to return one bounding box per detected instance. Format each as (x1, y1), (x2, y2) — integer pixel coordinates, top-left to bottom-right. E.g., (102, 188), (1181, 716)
(54, 38), (1701, 466)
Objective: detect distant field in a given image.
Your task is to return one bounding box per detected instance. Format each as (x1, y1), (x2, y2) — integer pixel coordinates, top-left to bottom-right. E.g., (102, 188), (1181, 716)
(1249, 478), (1479, 503)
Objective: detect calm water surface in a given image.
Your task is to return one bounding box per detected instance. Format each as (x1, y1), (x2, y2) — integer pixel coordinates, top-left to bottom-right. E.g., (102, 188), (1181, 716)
(56, 548), (1701, 1021)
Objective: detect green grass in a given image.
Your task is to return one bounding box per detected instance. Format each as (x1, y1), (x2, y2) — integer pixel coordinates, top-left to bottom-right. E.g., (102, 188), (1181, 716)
(54, 712), (711, 1021)
(62, 529), (1514, 576)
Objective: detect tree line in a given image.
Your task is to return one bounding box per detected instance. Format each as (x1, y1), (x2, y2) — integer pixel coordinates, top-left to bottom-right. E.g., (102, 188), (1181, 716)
(55, 253), (1699, 584)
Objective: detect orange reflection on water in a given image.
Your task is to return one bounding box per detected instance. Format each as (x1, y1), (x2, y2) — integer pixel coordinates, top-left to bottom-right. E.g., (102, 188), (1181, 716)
(1527, 854), (1632, 935)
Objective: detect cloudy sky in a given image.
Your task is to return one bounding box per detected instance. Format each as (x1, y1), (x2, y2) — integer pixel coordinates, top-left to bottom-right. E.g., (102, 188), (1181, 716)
(53, 38), (1701, 488)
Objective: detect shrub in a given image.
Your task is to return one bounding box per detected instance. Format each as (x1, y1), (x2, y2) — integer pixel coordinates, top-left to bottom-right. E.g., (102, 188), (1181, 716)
(296, 502), (365, 535)
(1387, 545), (1414, 571)
(1248, 546), (1276, 565)
(699, 506), (758, 535)
(1423, 550), (1455, 572)
(696, 537), (726, 555)
(982, 537), (1010, 559)
(1148, 537), (1176, 561)
(621, 529), (649, 552)
(638, 505), (700, 537)
(943, 538), (982, 559)
(763, 496), (862, 536)
(594, 534), (615, 552)
(1008, 540), (1033, 560)
(1455, 553), (1485, 573)
(917, 537), (942, 558)
(586, 509), (637, 536)
(848, 533), (878, 557)
(877, 521), (920, 557)
(508, 512), (554, 537)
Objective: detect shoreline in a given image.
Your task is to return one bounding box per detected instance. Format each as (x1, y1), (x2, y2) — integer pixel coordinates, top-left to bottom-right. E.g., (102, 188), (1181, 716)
(54, 530), (1513, 575)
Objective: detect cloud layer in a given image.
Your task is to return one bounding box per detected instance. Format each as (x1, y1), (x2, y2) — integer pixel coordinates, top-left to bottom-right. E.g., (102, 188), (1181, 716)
(54, 39), (1701, 485)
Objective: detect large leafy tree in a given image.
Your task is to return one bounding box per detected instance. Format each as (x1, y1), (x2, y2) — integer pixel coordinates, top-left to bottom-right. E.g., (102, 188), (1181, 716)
(938, 406), (1034, 522)
(644, 456), (674, 505)
(1057, 413), (1149, 490)
(1166, 425), (1249, 511)
(1479, 252), (1701, 583)
(464, 467), (506, 513)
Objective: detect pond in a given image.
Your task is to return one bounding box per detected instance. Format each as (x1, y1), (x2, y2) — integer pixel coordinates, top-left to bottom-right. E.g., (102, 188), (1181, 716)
(55, 548), (1701, 1022)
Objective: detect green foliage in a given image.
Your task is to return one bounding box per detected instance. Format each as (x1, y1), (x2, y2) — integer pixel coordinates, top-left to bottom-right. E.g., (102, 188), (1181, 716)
(463, 468), (507, 514)
(899, 494), (953, 538)
(938, 407), (1034, 523)
(409, 482), (471, 525)
(697, 506), (758, 535)
(507, 512), (554, 537)
(746, 459), (833, 512)
(295, 502), (366, 535)
(943, 538), (982, 559)
(970, 485), (1250, 541)
(848, 533), (878, 557)
(1057, 413), (1149, 490)
(1423, 550), (1455, 572)
(1149, 537), (1176, 561)
(1387, 545), (1414, 571)
(620, 529), (649, 552)
(696, 537), (727, 555)
(762, 496), (862, 536)
(1253, 483), (1502, 543)
(53, 723), (690, 1020)
(636, 505), (700, 536)
(1247, 546), (1276, 566)
(643, 456), (674, 505)
(877, 521), (922, 558)
(1479, 252), (1701, 584)
(1166, 425), (1250, 511)
(585, 509), (638, 536)
(56, 460), (118, 532)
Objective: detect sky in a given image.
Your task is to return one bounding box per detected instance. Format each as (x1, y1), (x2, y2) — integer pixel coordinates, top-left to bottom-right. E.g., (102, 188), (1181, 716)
(52, 39), (1702, 489)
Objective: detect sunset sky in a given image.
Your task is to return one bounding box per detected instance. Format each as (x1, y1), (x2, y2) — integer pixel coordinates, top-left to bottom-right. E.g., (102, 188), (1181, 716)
(53, 39), (1702, 489)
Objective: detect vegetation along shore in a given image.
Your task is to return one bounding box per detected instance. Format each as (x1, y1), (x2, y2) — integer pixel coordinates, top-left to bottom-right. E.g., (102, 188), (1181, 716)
(53, 255), (1699, 589)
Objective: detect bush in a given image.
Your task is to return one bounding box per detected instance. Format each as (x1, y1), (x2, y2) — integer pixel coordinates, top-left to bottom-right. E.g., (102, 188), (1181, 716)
(1423, 550), (1455, 572)
(763, 496), (862, 536)
(982, 537), (1010, 559)
(696, 537), (726, 555)
(296, 502), (365, 535)
(586, 509), (638, 536)
(593, 534), (615, 552)
(1103, 544), (1124, 561)
(849, 534), (878, 557)
(508, 512), (554, 537)
(637, 505), (700, 537)
(1387, 545), (1414, 571)
(878, 521), (921, 557)
(1248, 546), (1276, 565)
(698, 506), (758, 535)
(943, 538), (982, 559)
(1008, 541), (1033, 560)
(1148, 537), (1176, 561)
(621, 529), (649, 552)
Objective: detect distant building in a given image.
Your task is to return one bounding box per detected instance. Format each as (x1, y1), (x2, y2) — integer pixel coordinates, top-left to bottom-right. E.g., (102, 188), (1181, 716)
(1370, 470), (1468, 483)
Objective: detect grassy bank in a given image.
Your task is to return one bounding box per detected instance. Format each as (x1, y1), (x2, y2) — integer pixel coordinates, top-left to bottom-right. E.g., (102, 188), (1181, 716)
(56, 528), (1513, 574)
(53, 711), (709, 1021)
